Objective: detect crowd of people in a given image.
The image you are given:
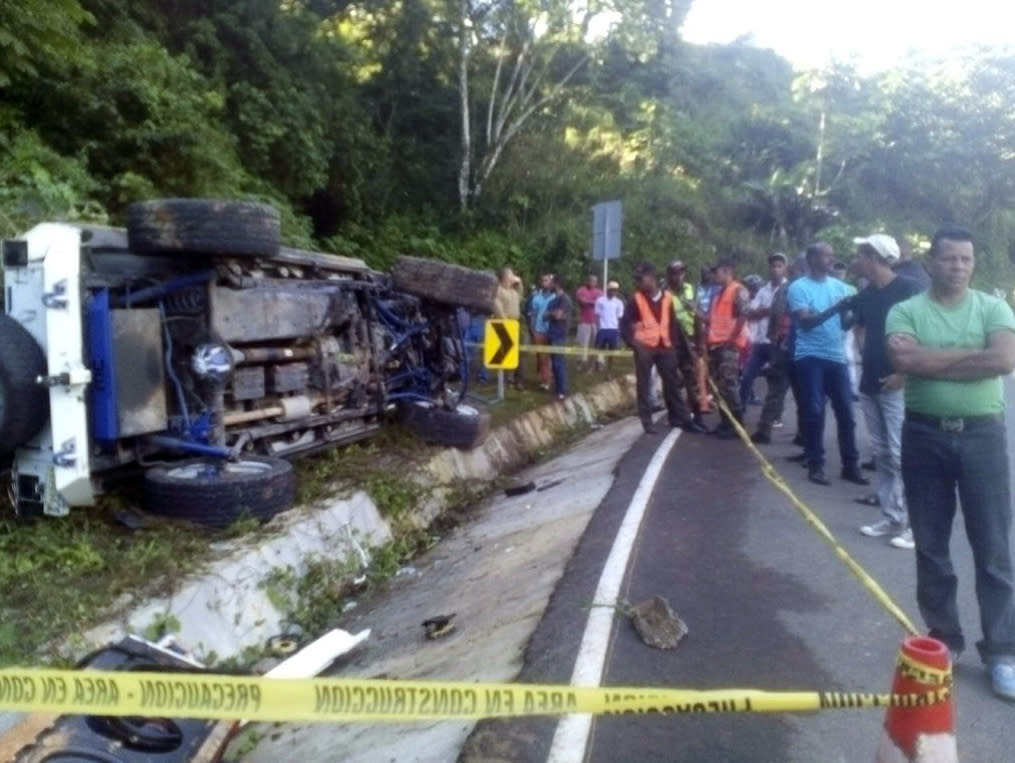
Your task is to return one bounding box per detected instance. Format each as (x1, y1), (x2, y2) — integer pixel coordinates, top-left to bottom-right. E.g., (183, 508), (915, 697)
(489, 225), (1015, 702)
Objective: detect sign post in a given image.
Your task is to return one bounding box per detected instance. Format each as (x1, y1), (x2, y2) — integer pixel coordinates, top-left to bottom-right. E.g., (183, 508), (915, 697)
(592, 201), (622, 285)
(483, 319), (520, 404)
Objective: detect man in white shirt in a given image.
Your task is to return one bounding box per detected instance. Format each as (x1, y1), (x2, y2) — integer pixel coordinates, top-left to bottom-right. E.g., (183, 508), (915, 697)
(740, 253), (787, 408)
(594, 280), (624, 371)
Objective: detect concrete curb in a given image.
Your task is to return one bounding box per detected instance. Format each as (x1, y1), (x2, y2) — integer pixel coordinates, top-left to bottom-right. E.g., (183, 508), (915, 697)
(77, 375), (637, 663)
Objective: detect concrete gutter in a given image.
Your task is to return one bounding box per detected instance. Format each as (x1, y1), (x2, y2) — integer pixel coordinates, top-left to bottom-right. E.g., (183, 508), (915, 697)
(76, 375), (637, 664)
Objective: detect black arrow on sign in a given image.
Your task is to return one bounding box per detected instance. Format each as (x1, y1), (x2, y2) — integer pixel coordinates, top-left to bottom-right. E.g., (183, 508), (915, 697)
(489, 322), (515, 365)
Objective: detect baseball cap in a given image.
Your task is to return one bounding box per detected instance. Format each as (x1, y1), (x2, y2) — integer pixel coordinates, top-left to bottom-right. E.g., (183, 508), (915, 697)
(607, 280), (620, 290)
(853, 234), (901, 263)
(768, 252), (787, 264)
(667, 260), (686, 272)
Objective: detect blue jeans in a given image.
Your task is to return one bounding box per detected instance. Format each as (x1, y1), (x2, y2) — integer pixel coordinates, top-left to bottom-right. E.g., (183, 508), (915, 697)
(794, 356), (858, 470)
(549, 334), (567, 397)
(902, 417), (1015, 663)
(860, 390), (906, 524)
(739, 342), (771, 407)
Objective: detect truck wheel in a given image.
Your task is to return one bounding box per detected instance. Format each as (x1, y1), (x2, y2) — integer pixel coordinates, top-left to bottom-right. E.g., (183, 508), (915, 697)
(143, 456), (296, 527)
(126, 199), (281, 258)
(401, 401), (490, 450)
(0, 315), (48, 454)
(391, 256), (498, 314)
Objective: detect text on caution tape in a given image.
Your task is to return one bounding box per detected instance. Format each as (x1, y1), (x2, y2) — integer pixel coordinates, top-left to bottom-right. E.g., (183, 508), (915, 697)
(0, 670), (950, 723)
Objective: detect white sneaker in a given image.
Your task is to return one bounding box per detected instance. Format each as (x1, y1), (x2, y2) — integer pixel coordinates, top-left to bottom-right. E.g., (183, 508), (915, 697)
(773, 419), (784, 428)
(860, 519), (901, 537)
(890, 528), (915, 550)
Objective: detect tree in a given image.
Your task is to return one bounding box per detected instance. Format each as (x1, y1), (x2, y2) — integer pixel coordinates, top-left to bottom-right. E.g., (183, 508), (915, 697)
(455, 0), (597, 212)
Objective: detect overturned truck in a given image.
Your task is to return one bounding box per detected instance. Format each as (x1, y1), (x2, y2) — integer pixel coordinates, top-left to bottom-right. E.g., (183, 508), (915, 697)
(0, 199), (498, 525)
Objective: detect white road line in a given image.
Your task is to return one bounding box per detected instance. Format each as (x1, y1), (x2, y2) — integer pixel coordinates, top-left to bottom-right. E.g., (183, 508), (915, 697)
(547, 429), (682, 763)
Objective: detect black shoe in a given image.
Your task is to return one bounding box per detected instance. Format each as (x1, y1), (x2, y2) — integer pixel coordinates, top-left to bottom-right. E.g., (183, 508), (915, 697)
(841, 466), (870, 486)
(751, 431), (770, 444)
(861, 459), (875, 471)
(808, 469), (830, 486)
(792, 434), (805, 447)
(643, 424), (658, 435)
(675, 419), (707, 434)
(786, 452), (807, 463)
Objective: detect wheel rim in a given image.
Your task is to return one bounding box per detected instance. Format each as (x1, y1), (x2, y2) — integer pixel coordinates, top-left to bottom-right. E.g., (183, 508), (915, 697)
(165, 459), (272, 481)
(439, 335), (468, 408)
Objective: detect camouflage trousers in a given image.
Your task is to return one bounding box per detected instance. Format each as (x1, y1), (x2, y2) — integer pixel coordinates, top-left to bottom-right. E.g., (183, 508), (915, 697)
(708, 343), (743, 423)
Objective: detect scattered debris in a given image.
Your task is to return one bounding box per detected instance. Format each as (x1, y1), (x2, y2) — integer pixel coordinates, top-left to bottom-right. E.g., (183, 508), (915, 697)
(342, 600), (358, 612)
(536, 478), (565, 492)
(266, 633), (302, 657)
(423, 613), (457, 640)
(504, 481), (536, 497)
(265, 628), (371, 679)
(628, 596), (688, 650)
(395, 566), (418, 577)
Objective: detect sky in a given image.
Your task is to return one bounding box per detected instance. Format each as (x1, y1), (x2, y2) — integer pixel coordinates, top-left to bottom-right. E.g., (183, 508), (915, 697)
(680, 0), (1015, 72)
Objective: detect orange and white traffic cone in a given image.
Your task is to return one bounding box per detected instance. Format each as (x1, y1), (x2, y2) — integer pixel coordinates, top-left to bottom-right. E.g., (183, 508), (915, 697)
(875, 636), (957, 762)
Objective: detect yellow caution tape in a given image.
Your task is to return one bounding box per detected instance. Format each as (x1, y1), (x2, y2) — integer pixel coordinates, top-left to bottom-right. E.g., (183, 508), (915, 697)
(708, 379), (921, 636)
(0, 670), (949, 722)
(896, 651), (951, 686)
(517, 343), (630, 358)
(466, 341), (631, 358)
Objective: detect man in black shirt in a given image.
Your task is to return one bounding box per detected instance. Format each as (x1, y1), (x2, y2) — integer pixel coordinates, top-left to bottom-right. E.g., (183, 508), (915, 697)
(892, 236), (931, 291)
(546, 276), (573, 400)
(852, 234), (921, 549)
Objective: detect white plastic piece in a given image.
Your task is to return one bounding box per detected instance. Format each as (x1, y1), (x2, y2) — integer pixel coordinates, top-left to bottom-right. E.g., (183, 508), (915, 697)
(264, 628), (371, 679)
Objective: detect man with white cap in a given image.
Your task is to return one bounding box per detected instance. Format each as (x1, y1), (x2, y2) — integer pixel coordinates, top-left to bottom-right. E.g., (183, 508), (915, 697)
(594, 280), (624, 371)
(852, 234), (922, 549)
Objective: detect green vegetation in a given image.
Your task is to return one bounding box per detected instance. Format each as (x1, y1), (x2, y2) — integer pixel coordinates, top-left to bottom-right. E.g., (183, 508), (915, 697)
(0, 505), (211, 665)
(4, 1), (1015, 286)
(0, 368), (623, 667)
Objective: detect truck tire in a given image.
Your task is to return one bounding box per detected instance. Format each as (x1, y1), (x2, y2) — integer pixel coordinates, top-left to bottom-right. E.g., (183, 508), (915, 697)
(0, 314), (49, 454)
(401, 401), (490, 450)
(391, 256), (498, 314)
(143, 456), (296, 527)
(127, 199), (281, 258)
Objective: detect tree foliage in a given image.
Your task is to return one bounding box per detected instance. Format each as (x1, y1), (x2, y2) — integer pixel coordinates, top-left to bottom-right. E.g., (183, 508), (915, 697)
(2, 0), (1015, 287)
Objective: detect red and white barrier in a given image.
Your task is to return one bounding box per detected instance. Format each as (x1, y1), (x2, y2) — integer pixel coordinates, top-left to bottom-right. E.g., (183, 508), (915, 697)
(875, 636), (957, 762)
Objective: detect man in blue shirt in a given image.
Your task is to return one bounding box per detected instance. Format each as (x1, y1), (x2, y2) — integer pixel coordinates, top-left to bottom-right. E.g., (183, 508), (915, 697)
(787, 242), (869, 487)
(528, 274), (555, 390)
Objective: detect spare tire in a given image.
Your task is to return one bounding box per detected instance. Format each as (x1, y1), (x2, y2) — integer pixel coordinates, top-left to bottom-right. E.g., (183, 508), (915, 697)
(401, 401), (490, 450)
(143, 456), (296, 526)
(0, 314), (49, 454)
(392, 256), (498, 314)
(127, 199), (281, 258)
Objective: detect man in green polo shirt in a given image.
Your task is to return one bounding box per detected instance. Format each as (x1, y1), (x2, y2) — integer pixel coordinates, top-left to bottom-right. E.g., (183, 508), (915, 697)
(886, 225), (1015, 701)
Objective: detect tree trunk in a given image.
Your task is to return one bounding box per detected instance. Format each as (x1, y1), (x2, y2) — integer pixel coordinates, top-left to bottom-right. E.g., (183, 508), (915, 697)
(457, 0), (472, 213)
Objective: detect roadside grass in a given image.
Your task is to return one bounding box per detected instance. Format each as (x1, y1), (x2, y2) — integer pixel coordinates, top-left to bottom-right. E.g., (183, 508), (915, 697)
(0, 358), (634, 668)
(479, 352), (635, 430)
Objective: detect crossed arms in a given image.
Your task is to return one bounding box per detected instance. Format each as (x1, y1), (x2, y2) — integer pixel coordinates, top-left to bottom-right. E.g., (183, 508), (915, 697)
(886, 330), (1015, 381)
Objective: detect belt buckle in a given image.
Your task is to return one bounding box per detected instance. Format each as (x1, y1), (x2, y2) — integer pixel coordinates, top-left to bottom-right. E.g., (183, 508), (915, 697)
(940, 417), (964, 433)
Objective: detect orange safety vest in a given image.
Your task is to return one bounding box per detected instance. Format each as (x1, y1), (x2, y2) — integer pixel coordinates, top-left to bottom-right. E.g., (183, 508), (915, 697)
(707, 281), (748, 349)
(633, 291), (672, 348)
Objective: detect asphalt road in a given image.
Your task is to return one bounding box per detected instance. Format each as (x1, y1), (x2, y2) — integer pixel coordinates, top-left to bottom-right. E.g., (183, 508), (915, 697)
(462, 382), (1015, 762)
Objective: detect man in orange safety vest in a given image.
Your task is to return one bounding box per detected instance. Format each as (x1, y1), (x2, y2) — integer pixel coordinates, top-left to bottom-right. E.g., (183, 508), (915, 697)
(707, 259), (750, 438)
(620, 263), (707, 435)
